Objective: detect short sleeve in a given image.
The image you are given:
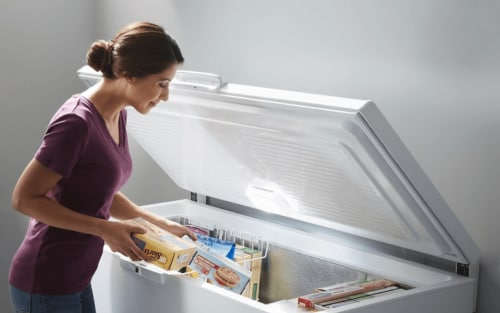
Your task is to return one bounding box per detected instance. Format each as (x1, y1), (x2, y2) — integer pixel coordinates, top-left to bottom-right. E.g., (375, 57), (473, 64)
(35, 114), (89, 177)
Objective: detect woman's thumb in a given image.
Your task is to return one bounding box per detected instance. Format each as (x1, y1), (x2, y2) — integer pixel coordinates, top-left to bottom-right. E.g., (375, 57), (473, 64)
(129, 225), (147, 235)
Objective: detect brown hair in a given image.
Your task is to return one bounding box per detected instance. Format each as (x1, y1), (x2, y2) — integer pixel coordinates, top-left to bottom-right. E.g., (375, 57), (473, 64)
(86, 21), (184, 79)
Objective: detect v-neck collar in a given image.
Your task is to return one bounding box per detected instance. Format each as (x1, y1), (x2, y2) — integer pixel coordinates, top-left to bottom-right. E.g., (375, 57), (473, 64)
(80, 95), (125, 149)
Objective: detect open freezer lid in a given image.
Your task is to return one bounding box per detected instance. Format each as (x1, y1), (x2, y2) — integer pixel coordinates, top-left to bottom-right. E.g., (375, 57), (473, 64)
(78, 66), (479, 268)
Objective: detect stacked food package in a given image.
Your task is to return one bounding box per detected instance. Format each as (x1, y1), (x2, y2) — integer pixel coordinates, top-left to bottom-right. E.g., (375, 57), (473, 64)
(267, 279), (405, 312)
(298, 279), (405, 310)
(189, 246), (251, 294)
(234, 245), (262, 300)
(126, 217), (197, 271)
(127, 218), (263, 298)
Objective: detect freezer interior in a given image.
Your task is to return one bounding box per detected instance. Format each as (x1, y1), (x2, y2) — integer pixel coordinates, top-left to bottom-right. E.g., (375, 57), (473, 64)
(167, 217), (399, 305)
(166, 215), (410, 305)
(92, 200), (474, 313)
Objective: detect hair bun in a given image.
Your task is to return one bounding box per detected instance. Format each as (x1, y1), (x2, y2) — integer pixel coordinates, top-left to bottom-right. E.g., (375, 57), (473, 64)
(86, 40), (114, 78)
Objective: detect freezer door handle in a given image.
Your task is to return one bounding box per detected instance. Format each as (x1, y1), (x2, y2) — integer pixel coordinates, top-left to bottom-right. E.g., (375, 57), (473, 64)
(118, 255), (171, 285)
(171, 70), (227, 92)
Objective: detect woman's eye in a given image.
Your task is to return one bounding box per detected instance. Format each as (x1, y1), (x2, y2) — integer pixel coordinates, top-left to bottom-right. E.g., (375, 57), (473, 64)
(159, 82), (169, 89)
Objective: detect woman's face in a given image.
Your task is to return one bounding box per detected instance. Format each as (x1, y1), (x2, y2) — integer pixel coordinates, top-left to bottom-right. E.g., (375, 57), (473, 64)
(125, 64), (178, 114)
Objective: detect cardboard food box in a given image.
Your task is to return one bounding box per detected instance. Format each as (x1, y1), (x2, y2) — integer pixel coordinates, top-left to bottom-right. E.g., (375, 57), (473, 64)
(190, 247), (251, 295)
(234, 245), (252, 298)
(298, 279), (397, 309)
(315, 286), (403, 310)
(127, 217), (197, 271)
(235, 245), (262, 300)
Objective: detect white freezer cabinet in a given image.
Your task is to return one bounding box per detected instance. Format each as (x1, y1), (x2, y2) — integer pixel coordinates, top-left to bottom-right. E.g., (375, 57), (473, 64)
(78, 66), (479, 313)
(92, 200), (475, 313)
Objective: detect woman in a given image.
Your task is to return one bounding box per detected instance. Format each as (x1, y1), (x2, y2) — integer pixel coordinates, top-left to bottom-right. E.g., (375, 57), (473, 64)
(9, 21), (196, 313)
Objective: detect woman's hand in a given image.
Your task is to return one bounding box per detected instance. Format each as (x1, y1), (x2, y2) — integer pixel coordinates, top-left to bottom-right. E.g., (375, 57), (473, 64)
(109, 192), (197, 242)
(99, 220), (153, 262)
(153, 218), (198, 241)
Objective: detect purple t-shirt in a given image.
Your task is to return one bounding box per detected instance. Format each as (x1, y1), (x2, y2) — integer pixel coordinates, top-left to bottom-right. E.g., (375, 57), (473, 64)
(9, 95), (132, 294)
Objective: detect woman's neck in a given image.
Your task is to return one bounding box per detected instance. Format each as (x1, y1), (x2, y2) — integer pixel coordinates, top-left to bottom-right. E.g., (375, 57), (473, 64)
(82, 79), (127, 123)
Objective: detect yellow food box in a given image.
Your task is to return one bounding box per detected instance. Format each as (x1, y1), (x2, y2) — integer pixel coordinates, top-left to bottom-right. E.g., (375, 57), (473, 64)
(126, 217), (197, 271)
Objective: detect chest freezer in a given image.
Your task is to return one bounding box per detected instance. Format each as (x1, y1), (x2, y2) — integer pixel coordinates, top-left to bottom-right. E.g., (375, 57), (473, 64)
(77, 66), (480, 313)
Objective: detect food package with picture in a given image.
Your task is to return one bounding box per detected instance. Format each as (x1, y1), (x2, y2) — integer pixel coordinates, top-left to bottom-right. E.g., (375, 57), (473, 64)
(126, 217), (197, 271)
(234, 244), (262, 300)
(189, 247), (251, 295)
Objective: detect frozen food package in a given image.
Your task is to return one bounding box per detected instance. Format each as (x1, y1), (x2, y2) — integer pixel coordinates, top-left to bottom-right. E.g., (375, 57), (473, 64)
(298, 279), (397, 309)
(196, 234), (236, 259)
(126, 217), (197, 271)
(315, 286), (403, 310)
(185, 224), (210, 236)
(235, 245), (262, 300)
(189, 247), (251, 295)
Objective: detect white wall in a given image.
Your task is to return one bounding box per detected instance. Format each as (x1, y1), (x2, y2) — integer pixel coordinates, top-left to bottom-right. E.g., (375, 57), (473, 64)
(96, 1), (500, 313)
(1, 1), (499, 313)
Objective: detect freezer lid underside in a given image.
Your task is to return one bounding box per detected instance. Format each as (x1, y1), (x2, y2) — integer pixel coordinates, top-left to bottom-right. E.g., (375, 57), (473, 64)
(77, 67), (479, 267)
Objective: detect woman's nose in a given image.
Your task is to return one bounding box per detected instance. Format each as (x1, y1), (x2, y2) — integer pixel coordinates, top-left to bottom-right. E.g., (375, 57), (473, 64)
(159, 89), (169, 101)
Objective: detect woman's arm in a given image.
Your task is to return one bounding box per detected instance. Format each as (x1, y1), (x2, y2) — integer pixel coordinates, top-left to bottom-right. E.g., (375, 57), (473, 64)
(110, 191), (197, 240)
(11, 158), (150, 261)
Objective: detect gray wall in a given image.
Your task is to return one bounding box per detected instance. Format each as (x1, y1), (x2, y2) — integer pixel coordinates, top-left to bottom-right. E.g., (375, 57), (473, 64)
(0, 2), (186, 311)
(0, 1), (97, 311)
(1, 1), (499, 313)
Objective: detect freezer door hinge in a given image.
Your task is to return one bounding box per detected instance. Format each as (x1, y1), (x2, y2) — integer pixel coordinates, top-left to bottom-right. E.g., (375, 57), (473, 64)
(457, 263), (469, 277)
(190, 192), (207, 204)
